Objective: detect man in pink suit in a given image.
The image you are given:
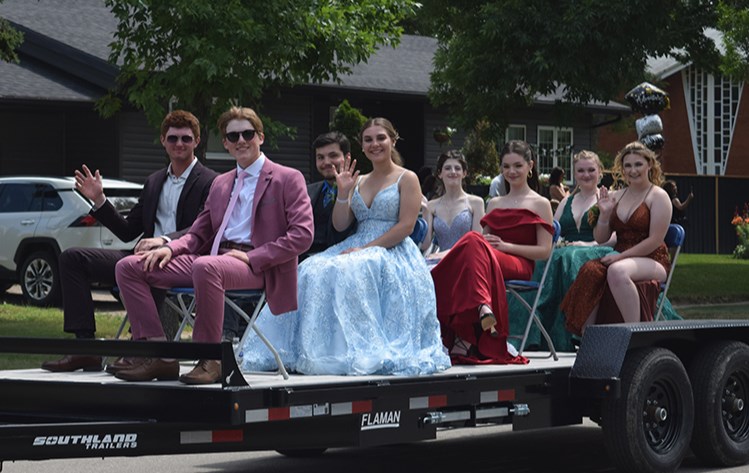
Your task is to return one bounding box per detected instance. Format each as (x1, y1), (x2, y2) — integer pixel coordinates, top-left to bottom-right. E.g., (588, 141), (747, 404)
(114, 106), (314, 384)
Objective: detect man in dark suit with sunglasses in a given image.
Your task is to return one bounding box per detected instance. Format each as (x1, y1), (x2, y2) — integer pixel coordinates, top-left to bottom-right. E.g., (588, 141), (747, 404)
(41, 110), (218, 373)
(113, 106), (313, 385)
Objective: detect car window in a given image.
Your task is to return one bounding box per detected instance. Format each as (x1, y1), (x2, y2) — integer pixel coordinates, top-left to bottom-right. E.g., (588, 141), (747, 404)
(105, 188), (141, 215)
(40, 185), (63, 211)
(0, 183), (35, 212)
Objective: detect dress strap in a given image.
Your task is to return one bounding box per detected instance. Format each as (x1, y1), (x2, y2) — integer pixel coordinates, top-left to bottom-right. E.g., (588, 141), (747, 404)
(396, 170), (407, 184)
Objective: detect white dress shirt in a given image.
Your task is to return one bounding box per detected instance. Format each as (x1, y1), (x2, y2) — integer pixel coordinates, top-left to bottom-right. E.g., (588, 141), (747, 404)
(154, 157), (198, 238)
(222, 154), (265, 245)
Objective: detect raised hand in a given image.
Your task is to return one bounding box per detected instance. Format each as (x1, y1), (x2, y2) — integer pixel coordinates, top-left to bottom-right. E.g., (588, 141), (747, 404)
(74, 164), (105, 206)
(597, 186), (616, 219)
(333, 156), (359, 201)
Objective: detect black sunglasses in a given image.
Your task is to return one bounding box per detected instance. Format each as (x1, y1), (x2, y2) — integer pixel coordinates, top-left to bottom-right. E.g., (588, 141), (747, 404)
(225, 129), (257, 143)
(166, 135), (194, 144)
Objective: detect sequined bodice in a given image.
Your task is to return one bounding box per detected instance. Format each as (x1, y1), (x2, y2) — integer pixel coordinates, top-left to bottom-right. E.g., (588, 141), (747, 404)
(433, 208), (472, 250)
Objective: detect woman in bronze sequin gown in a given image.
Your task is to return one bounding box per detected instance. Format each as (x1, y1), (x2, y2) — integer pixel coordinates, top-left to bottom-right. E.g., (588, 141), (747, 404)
(561, 142), (672, 335)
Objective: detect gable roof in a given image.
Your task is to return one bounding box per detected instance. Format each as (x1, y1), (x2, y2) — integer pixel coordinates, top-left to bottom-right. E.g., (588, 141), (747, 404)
(647, 28), (725, 79)
(1, 0), (627, 112)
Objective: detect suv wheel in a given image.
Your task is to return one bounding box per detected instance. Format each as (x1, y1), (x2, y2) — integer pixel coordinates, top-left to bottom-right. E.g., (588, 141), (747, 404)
(20, 251), (61, 306)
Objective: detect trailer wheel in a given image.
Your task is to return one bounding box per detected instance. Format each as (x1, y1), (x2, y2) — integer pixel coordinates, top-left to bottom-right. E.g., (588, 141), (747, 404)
(602, 347), (693, 473)
(276, 448), (327, 458)
(689, 341), (749, 466)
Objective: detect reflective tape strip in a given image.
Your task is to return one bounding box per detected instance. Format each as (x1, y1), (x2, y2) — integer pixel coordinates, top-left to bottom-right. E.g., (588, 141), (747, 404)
(409, 395), (447, 410)
(480, 389), (516, 403)
(331, 400), (372, 416)
(246, 405), (318, 423)
(180, 430), (243, 444)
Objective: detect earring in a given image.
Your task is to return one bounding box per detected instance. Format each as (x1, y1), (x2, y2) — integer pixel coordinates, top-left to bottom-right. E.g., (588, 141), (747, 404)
(528, 170), (533, 178)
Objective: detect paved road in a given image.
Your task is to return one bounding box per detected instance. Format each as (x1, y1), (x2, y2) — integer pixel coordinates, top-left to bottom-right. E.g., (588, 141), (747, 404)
(4, 421), (749, 473)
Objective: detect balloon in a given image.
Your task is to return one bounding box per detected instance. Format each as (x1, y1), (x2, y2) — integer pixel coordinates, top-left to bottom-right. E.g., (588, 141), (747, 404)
(635, 115), (663, 139)
(640, 133), (665, 151)
(625, 82), (670, 115)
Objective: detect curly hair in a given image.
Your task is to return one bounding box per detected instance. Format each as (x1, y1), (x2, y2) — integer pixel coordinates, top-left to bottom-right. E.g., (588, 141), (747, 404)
(611, 141), (664, 187)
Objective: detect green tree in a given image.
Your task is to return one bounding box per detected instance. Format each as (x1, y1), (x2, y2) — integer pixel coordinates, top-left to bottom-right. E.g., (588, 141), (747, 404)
(329, 99), (370, 173)
(426, 0), (720, 133)
(98, 0), (418, 158)
(0, 5), (23, 63)
(718, 0), (749, 79)
(461, 120), (499, 185)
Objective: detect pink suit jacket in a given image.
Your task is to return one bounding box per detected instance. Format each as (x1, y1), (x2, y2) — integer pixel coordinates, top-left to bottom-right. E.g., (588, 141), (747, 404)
(168, 157), (314, 315)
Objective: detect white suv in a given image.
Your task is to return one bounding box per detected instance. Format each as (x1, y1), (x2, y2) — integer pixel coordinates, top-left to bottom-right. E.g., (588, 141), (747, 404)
(0, 176), (142, 306)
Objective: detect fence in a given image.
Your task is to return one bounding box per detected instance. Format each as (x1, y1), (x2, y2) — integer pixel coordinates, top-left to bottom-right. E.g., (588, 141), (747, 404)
(661, 174), (747, 254)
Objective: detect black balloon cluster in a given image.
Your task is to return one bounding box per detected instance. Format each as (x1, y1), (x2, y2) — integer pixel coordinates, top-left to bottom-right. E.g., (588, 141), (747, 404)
(624, 82), (670, 151)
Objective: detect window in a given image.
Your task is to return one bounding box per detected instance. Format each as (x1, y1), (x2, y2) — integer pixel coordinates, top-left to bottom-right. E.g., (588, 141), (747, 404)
(683, 66), (743, 175)
(0, 184), (35, 213)
(206, 130), (233, 161)
(536, 127), (573, 179)
(505, 125), (526, 142)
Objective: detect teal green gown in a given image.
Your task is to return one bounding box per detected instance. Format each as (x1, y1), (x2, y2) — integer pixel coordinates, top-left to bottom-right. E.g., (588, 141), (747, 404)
(507, 194), (682, 352)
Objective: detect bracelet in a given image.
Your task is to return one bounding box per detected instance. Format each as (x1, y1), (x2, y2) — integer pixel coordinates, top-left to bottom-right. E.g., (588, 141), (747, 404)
(336, 197), (349, 204)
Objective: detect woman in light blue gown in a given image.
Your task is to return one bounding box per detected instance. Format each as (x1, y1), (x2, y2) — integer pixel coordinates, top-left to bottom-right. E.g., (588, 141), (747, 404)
(239, 118), (450, 376)
(422, 150), (485, 261)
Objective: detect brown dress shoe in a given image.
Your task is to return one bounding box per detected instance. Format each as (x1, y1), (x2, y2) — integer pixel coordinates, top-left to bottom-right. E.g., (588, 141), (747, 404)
(179, 360), (222, 385)
(105, 357), (144, 375)
(41, 355), (103, 372)
(114, 358), (179, 382)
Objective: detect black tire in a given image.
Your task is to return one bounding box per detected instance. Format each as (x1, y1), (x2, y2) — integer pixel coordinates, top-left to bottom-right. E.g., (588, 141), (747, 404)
(20, 250), (61, 307)
(275, 448), (328, 458)
(689, 340), (749, 466)
(602, 347), (694, 473)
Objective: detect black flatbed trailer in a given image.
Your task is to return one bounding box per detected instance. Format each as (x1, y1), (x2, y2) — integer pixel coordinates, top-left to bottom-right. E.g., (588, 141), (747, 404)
(3, 319), (749, 473)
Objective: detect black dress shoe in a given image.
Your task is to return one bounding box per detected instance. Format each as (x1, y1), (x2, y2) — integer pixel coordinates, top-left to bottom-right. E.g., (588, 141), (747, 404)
(115, 358), (179, 382)
(105, 357), (144, 374)
(41, 355), (103, 372)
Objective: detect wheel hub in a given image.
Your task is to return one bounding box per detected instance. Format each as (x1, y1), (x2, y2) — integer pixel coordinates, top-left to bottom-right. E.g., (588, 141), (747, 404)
(721, 374), (749, 440)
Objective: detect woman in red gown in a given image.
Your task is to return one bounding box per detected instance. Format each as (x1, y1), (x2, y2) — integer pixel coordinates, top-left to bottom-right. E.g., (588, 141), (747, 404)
(561, 142), (672, 334)
(431, 140), (554, 364)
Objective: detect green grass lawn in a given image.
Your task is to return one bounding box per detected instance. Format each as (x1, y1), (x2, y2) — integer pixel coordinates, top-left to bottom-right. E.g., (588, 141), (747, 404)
(667, 253), (749, 304)
(0, 303), (125, 370)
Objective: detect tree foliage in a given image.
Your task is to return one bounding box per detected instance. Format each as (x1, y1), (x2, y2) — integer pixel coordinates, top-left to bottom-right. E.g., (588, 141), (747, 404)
(329, 99), (370, 173)
(98, 0), (418, 156)
(718, 0), (749, 79)
(0, 11), (23, 63)
(425, 0), (720, 132)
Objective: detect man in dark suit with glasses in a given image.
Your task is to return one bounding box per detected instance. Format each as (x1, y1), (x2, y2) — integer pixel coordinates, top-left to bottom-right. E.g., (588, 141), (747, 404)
(41, 110), (218, 373)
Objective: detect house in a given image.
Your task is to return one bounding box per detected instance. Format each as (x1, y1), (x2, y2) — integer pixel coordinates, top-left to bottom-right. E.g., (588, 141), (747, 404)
(597, 29), (749, 253)
(1, 0), (628, 185)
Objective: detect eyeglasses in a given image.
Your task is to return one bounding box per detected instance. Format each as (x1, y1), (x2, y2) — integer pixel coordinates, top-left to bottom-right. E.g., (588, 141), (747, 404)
(225, 129), (257, 143)
(165, 135), (194, 144)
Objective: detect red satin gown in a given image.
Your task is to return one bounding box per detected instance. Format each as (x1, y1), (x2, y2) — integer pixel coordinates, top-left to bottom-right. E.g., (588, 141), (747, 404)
(431, 208), (553, 364)
(561, 201), (671, 335)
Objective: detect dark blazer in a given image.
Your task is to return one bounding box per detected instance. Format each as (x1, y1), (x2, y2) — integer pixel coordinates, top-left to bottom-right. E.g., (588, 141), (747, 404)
(306, 180), (355, 252)
(92, 160), (218, 242)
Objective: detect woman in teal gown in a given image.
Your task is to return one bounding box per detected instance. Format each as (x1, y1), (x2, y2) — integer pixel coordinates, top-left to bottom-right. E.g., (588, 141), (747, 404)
(507, 151), (681, 352)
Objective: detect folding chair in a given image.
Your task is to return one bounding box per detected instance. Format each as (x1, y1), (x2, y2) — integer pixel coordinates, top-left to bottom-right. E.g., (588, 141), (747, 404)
(410, 216), (428, 245)
(164, 287), (289, 379)
(654, 223), (686, 321)
(506, 219), (561, 361)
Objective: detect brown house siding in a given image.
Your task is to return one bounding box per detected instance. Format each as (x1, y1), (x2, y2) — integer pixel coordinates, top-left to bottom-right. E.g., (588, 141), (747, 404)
(727, 89), (749, 176)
